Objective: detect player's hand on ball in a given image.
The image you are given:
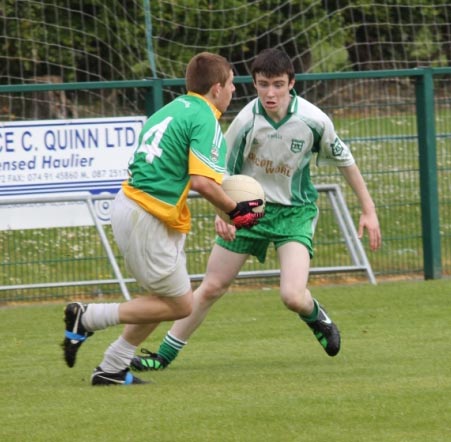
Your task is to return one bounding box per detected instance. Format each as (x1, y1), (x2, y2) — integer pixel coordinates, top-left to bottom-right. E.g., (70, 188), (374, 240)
(215, 216), (236, 241)
(227, 199), (265, 229)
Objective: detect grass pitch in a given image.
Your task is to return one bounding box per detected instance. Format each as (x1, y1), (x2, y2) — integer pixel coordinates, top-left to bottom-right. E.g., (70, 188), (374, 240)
(1, 279), (450, 442)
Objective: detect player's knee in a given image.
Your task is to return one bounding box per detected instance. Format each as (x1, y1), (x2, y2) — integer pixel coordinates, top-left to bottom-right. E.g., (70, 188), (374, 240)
(171, 297), (193, 320)
(198, 278), (229, 304)
(174, 303), (192, 319)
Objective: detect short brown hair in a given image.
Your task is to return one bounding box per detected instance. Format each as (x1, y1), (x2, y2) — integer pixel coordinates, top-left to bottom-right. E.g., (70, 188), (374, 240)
(185, 52), (232, 94)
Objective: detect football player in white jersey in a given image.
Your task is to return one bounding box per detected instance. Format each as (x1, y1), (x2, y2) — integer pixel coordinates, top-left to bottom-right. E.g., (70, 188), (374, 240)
(131, 48), (381, 371)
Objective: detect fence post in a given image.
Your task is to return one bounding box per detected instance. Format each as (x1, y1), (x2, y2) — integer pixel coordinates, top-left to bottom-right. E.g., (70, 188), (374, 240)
(415, 68), (442, 279)
(145, 78), (163, 117)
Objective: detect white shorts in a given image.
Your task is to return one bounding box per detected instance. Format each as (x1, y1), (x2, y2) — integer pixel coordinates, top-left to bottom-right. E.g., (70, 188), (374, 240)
(110, 190), (191, 297)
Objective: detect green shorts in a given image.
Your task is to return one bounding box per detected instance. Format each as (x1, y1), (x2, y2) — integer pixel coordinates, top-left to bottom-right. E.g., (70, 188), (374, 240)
(216, 202), (318, 263)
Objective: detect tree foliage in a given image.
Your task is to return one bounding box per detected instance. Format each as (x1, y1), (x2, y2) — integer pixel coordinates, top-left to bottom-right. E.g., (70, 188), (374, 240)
(0, 0), (449, 84)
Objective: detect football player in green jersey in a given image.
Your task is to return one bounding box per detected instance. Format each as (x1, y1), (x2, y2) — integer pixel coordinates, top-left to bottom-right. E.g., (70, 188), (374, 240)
(131, 48), (382, 372)
(61, 52), (264, 386)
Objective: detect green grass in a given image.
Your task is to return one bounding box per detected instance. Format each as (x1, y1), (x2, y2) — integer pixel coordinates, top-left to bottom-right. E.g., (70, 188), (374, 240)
(1, 279), (450, 442)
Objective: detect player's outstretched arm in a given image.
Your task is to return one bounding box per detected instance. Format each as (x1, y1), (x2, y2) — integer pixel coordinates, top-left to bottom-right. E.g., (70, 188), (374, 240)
(338, 164), (381, 251)
(190, 174), (237, 213)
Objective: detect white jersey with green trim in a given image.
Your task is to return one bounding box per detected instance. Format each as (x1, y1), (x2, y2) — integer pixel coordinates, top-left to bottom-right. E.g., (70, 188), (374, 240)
(225, 91), (355, 206)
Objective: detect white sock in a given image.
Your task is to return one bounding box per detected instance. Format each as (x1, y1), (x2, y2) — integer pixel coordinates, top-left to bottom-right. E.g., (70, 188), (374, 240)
(100, 336), (137, 373)
(81, 303), (120, 332)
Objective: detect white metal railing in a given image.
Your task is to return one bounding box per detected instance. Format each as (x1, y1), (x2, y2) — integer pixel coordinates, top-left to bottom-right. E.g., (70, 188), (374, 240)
(0, 185), (376, 300)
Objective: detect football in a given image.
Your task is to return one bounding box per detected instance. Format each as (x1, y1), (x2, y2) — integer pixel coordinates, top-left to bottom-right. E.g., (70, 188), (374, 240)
(216, 174), (265, 223)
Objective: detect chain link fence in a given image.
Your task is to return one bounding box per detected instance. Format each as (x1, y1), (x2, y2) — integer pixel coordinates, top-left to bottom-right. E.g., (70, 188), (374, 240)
(1, 70), (450, 302)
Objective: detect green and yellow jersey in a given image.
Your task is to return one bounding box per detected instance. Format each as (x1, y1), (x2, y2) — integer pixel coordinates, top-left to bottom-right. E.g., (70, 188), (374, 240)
(123, 92), (226, 233)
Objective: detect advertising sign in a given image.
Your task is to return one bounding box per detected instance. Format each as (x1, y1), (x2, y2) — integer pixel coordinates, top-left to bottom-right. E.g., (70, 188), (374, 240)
(0, 116), (146, 229)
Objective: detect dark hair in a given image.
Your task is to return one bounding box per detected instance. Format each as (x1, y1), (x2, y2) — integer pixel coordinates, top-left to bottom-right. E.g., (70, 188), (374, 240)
(185, 52), (232, 94)
(251, 48), (295, 82)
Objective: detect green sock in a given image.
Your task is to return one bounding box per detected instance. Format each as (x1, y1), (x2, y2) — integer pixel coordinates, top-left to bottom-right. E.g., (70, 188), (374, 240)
(299, 299), (319, 323)
(157, 332), (187, 364)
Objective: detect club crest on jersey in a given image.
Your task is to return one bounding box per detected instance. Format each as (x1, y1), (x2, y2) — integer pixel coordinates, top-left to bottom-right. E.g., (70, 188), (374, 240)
(290, 139), (304, 153)
(211, 145), (219, 163)
(331, 137), (344, 156)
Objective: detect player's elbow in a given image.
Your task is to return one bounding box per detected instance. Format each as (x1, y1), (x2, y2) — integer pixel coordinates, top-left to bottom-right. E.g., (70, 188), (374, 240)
(190, 174), (215, 194)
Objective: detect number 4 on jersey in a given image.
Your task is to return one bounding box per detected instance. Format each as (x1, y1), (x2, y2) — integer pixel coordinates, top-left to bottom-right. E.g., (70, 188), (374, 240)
(136, 116), (173, 164)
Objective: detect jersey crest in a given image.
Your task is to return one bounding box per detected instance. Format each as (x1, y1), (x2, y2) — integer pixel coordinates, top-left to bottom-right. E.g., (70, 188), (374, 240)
(290, 139), (304, 153)
(331, 137), (344, 156)
(210, 145), (220, 163)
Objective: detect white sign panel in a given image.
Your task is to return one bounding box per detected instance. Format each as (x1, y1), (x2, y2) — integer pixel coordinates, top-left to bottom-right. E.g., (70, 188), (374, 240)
(0, 116), (146, 195)
(0, 116), (146, 229)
